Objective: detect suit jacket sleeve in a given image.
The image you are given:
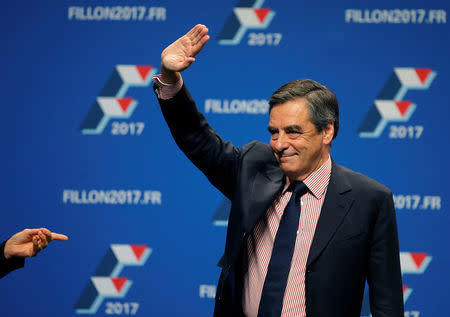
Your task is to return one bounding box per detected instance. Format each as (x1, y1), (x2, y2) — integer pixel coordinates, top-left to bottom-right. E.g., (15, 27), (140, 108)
(368, 191), (404, 316)
(155, 84), (253, 200)
(0, 241), (25, 278)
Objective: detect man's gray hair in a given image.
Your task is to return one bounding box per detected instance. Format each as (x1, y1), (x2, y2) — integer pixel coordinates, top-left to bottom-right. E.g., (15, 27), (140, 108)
(269, 79), (339, 140)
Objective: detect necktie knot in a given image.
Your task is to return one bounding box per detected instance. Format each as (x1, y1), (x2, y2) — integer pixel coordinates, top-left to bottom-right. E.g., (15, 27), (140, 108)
(290, 181), (308, 197)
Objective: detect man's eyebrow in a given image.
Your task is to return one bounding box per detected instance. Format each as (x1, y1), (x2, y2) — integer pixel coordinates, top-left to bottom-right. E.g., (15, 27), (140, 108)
(284, 125), (302, 131)
(267, 126), (278, 133)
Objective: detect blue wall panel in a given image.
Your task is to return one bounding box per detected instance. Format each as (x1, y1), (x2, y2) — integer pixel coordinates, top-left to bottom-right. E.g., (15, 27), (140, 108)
(1, 0), (448, 316)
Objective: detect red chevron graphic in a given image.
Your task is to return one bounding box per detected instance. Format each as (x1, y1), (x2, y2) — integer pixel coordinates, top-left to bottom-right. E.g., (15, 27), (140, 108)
(415, 68), (432, 84)
(118, 98), (133, 113)
(131, 245), (147, 260)
(254, 8), (270, 23)
(111, 277), (128, 292)
(395, 101), (412, 116)
(411, 253), (428, 268)
(137, 66), (152, 81)
(402, 285), (408, 292)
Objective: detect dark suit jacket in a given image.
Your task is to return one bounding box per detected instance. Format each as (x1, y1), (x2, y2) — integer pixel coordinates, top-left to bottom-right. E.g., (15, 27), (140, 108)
(0, 240), (25, 278)
(156, 85), (404, 317)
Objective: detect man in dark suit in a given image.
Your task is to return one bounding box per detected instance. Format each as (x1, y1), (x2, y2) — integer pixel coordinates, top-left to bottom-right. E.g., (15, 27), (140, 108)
(1, 228), (68, 278)
(153, 25), (403, 316)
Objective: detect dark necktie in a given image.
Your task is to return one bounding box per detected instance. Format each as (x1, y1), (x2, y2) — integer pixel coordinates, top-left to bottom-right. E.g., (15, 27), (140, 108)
(257, 181), (308, 317)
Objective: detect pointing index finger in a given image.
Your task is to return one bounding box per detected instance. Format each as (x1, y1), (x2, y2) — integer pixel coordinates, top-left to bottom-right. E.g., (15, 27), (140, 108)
(51, 233), (69, 241)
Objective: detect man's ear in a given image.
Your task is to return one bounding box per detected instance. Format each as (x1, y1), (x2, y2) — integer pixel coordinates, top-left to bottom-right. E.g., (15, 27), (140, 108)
(322, 122), (334, 145)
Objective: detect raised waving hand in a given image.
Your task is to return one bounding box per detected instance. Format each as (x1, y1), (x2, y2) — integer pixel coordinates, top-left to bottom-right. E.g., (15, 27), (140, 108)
(160, 24), (209, 83)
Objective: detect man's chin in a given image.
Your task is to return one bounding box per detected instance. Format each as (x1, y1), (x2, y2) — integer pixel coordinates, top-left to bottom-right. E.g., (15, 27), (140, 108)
(279, 164), (295, 176)
(279, 164), (307, 181)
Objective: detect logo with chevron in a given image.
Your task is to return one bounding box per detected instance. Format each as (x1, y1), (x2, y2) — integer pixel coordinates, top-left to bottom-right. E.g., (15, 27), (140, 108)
(400, 252), (432, 303)
(217, 0), (275, 45)
(80, 65), (157, 135)
(358, 68), (436, 138)
(74, 244), (151, 314)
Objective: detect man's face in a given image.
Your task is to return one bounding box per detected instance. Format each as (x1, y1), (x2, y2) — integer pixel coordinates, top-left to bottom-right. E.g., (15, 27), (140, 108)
(268, 98), (333, 181)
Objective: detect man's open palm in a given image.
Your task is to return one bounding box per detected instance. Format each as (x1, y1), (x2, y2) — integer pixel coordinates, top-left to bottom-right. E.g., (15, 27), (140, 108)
(161, 24), (209, 73)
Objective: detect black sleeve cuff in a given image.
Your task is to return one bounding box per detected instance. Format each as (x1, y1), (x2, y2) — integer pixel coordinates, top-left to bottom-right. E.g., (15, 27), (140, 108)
(0, 240), (25, 278)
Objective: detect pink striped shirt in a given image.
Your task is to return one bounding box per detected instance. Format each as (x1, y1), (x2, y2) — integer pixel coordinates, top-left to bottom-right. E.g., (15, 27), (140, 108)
(243, 157), (331, 317)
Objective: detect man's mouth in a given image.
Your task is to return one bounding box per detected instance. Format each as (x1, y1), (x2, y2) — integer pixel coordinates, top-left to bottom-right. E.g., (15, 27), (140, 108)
(278, 153), (296, 161)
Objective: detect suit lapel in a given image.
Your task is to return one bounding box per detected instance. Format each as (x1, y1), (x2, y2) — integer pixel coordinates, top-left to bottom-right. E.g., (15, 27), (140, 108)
(244, 165), (285, 233)
(306, 162), (354, 267)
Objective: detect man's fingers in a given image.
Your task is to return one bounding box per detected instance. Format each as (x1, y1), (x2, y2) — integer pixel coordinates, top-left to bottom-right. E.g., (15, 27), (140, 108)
(198, 34), (210, 49)
(187, 24), (205, 42)
(190, 26), (209, 58)
(190, 25), (208, 47)
(192, 32), (209, 50)
(38, 231), (49, 248)
(32, 236), (40, 256)
(41, 228), (52, 241)
(191, 36), (209, 58)
(185, 24), (201, 39)
(51, 233), (69, 241)
(23, 228), (41, 238)
(37, 228), (68, 241)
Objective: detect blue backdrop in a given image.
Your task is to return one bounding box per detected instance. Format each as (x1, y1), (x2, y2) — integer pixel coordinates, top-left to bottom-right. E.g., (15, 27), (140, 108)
(1, 0), (448, 316)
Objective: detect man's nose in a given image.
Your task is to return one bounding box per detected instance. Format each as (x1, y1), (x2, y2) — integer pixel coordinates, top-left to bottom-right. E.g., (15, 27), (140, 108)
(273, 133), (289, 152)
